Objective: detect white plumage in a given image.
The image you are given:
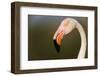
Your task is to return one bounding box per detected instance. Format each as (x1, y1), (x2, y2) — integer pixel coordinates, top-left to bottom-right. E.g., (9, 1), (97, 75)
(53, 18), (86, 59)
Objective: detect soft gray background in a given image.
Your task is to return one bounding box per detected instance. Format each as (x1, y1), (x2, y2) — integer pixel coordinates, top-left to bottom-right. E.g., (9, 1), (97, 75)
(28, 15), (88, 60)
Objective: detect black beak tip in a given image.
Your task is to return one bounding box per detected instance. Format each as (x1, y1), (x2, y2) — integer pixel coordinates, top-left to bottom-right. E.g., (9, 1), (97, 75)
(53, 40), (60, 53)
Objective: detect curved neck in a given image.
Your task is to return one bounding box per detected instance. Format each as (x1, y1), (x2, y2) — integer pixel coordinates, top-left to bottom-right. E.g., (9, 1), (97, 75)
(76, 23), (86, 59)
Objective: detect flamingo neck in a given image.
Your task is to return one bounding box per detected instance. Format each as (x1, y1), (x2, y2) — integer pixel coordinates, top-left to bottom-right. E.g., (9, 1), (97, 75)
(76, 22), (86, 59)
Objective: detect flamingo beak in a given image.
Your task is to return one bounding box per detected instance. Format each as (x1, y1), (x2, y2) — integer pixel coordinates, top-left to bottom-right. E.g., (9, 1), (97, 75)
(53, 31), (64, 53)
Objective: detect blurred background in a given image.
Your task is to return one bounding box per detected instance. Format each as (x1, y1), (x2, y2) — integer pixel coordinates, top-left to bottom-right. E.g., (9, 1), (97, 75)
(28, 15), (88, 60)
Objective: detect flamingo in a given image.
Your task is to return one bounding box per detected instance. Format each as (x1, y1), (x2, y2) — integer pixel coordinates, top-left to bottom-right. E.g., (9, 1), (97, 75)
(53, 18), (86, 59)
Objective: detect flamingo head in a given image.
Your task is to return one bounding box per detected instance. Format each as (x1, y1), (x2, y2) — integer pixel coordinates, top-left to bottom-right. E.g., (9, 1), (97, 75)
(53, 18), (76, 53)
